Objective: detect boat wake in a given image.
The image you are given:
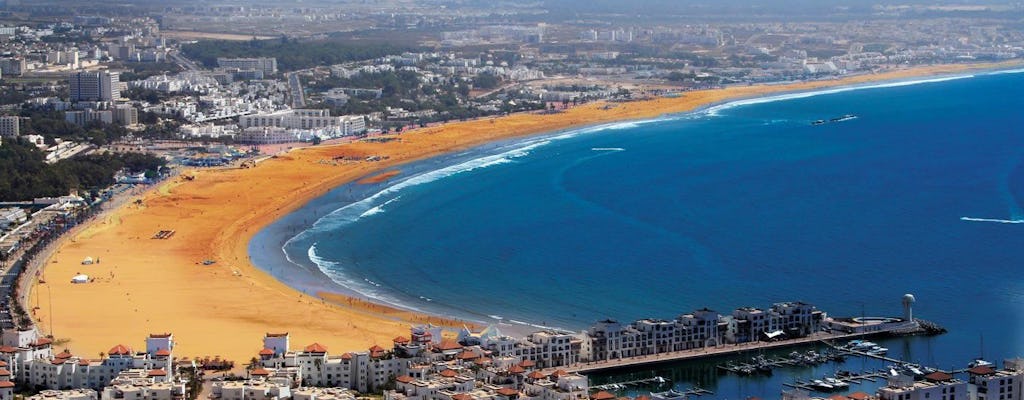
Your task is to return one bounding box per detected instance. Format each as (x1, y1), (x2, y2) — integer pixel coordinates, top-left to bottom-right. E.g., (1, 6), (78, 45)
(592, 147), (625, 151)
(960, 217), (1024, 224)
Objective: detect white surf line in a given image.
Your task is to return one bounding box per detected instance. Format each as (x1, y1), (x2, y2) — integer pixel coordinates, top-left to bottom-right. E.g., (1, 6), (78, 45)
(960, 217), (1024, 224)
(591, 147), (625, 151)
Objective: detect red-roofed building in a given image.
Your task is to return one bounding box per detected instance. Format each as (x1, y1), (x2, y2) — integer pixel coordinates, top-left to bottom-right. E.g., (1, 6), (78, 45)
(507, 364), (526, 374)
(393, 336), (410, 344)
(847, 392), (872, 400)
(526, 371), (546, 380)
(31, 338), (53, 348)
(251, 368), (271, 376)
(924, 371), (953, 382)
(967, 365), (1024, 400)
(452, 393), (473, 400)
(497, 387), (519, 397)
(147, 369), (167, 377)
(396, 375), (414, 384)
(108, 344), (132, 356)
(440, 369), (458, 378)
(878, 373), (965, 400)
(303, 343), (328, 353)
(590, 391), (616, 400)
(456, 350), (478, 360)
(437, 340), (463, 352)
(968, 365), (996, 375)
(154, 349), (171, 357)
(258, 348), (275, 358)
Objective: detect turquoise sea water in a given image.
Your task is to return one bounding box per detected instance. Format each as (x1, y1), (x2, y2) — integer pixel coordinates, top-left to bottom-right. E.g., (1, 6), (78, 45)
(251, 70), (1024, 398)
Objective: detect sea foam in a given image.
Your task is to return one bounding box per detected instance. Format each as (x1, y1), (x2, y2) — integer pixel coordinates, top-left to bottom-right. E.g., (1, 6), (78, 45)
(704, 74), (975, 117)
(960, 217), (1024, 224)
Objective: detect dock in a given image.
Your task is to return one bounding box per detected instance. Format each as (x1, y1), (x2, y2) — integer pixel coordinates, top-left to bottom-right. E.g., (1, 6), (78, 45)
(717, 349), (846, 375)
(540, 331), (886, 375)
(592, 376), (670, 390)
(782, 370), (890, 393)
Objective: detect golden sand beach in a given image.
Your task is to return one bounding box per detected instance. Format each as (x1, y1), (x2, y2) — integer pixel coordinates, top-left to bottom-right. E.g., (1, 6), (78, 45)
(29, 62), (1019, 366)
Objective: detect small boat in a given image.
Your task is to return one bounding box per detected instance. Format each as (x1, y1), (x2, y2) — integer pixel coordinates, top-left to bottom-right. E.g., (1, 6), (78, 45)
(829, 114), (857, 123)
(867, 346), (888, 355)
(811, 380), (834, 391)
(811, 119), (825, 126)
(650, 389), (687, 400)
(824, 377), (849, 389)
(968, 358), (994, 368)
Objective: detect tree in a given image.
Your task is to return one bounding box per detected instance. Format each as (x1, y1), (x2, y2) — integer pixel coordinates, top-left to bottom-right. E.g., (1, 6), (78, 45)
(474, 73), (500, 90)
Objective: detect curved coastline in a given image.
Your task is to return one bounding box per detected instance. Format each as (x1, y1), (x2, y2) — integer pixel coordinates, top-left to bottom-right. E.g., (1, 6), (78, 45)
(250, 64), (1024, 330)
(30, 61), (1023, 366)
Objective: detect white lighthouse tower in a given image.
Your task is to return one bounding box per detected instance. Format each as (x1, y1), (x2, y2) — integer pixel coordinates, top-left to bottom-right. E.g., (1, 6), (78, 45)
(902, 293), (916, 322)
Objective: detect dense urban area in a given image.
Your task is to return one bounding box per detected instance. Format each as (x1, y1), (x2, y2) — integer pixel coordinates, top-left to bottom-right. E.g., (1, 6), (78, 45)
(0, 1), (1023, 400)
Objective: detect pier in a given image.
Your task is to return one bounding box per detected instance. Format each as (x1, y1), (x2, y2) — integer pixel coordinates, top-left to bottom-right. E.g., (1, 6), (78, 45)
(541, 331), (897, 375)
(782, 370), (890, 393)
(592, 376), (670, 390)
(820, 340), (905, 364)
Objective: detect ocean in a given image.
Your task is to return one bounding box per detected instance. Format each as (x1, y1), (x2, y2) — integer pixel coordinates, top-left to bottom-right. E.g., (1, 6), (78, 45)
(251, 69), (1024, 398)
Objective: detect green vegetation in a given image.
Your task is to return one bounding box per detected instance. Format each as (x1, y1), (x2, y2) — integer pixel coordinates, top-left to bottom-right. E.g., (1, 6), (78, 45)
(0, 138), (166, 201)
(473, 73), (501, 90)
(117, 62), (184, 82)
(180, 38), (421, 72)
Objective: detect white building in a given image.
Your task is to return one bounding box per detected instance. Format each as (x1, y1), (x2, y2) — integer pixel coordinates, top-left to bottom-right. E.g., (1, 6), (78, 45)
(238, 110), (365, 137)
(217, 58), (277, 75)
(877, 372), (967, 400)
(27, 389), (98, 400)
(69, 71), (121, 102)
(0, 208), (27, 229)
(0, 331), (175, 392)
(0, 117), (19, 137)
(252, 333), (406, 394)
(65, 109), (113, 126)
(967, 359), (1024, 400)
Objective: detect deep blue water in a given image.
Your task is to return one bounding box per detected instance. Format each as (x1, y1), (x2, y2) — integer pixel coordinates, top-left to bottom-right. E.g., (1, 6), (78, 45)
(253, 70), (1024, 398)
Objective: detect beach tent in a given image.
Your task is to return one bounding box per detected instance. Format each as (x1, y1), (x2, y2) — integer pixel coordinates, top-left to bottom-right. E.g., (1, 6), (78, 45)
(81, 257), (93, 265)
(70, 274), (89, 284)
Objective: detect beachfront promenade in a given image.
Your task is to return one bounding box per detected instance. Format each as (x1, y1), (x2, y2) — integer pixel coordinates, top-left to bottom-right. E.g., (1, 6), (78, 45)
(540, 330), (881, 374)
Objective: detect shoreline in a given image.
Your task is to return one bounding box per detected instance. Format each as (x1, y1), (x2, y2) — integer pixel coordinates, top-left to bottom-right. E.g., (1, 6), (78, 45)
(246, 61), (1024, 330)
(30, 60), (1022, 366)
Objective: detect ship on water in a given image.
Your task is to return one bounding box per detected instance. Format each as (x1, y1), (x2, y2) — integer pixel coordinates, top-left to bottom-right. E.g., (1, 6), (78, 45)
(811, 114), (857, 125)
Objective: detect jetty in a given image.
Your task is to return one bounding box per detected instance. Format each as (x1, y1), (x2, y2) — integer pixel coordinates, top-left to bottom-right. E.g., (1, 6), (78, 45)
(541, 330), (902, 375)
(782, 370), (890, 392)
(592, 376), (670, 390)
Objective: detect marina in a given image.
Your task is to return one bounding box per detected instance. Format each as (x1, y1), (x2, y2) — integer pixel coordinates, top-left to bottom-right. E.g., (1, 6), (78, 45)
(540, 327), (927, 375)
(716, 350), (847, 375)
(781, 370), (889, 393)
(649, 387), (715, 399)
(592, 376), (671, 391)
